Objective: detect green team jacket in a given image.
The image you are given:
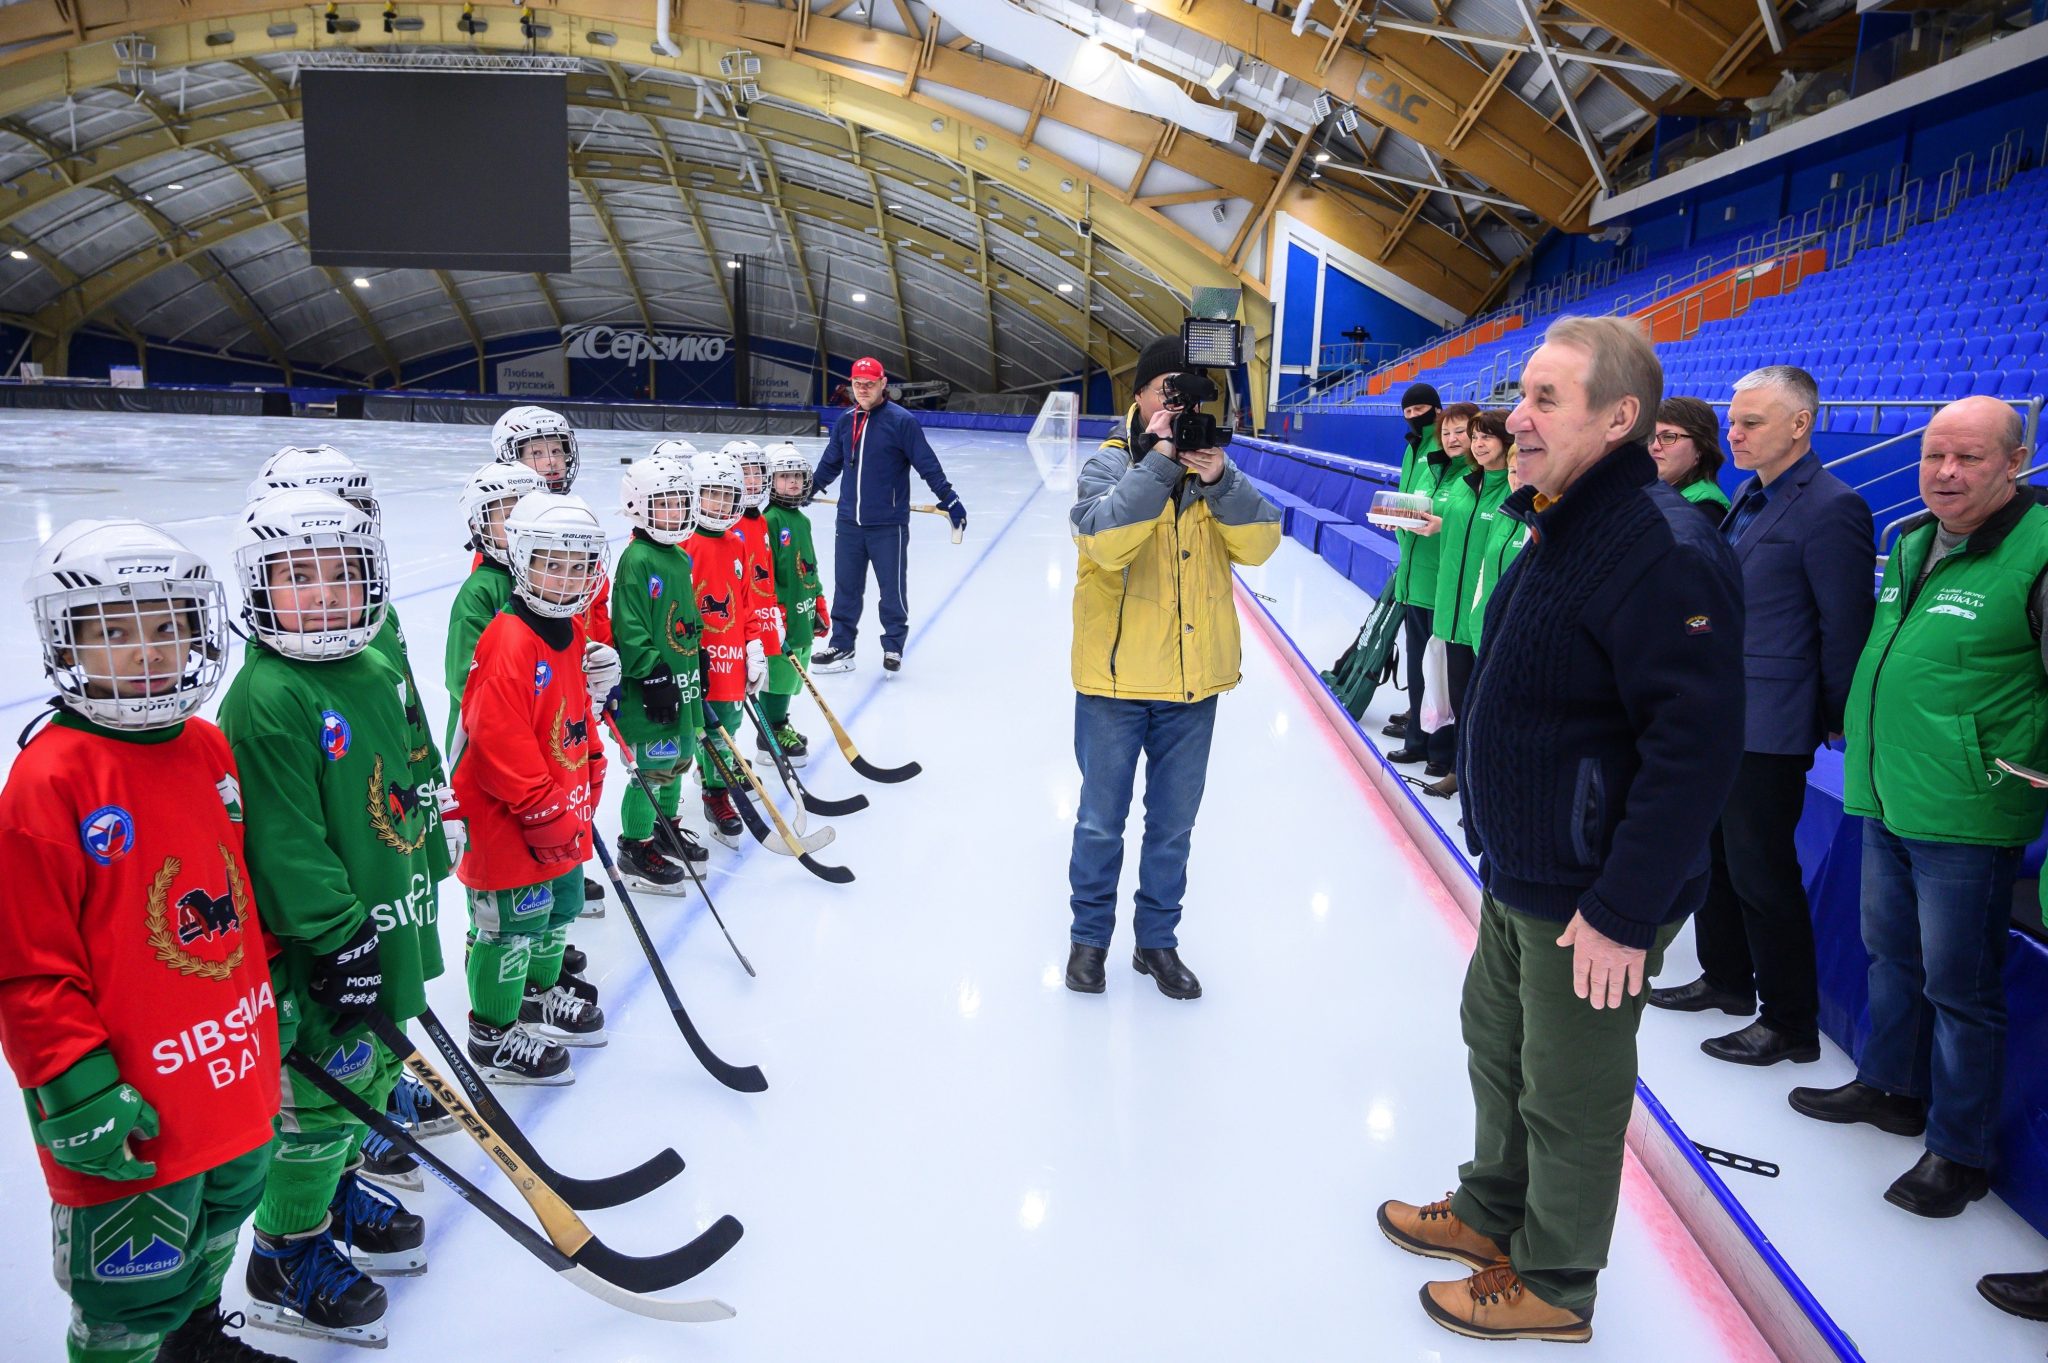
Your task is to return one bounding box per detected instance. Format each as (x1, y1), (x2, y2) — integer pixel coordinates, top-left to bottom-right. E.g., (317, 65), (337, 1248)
(1470, 508), (1532, 653)
(1681, 479), (1732, 516)
(368, 605), (452, 884)
(1431, 466), (1511, 648)
(1393, 426), (1454, 608)
(1844, 498), (2048, 844)
(445, 560), (515, 751)
(612, 532), (707, 747)
(764, 504), (824, 632)
(217, 641), (445, 1021)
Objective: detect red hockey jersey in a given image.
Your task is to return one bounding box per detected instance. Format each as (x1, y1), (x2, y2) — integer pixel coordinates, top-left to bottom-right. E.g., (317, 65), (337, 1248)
(690, 526), (781, 703)
(0, 715), (280, 1207)
(736, 510), (785, 647)
(452, 605), (606, 890)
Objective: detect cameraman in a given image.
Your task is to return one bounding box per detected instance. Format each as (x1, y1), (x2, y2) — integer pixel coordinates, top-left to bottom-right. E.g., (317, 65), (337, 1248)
(1064, 334), (1282, 1000)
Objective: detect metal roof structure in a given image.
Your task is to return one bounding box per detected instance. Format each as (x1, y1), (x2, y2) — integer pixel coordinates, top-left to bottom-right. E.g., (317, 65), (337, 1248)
(0, 0), (1810, 399)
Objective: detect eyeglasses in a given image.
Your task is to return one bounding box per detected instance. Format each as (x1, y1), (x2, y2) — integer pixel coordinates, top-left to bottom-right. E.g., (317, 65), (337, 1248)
(1649, 431), (1690, 449)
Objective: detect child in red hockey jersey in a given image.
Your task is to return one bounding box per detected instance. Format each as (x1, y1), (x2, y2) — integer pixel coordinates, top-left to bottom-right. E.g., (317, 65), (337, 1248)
(687, 448), (775, 846)
(0, 519), (284, 1363)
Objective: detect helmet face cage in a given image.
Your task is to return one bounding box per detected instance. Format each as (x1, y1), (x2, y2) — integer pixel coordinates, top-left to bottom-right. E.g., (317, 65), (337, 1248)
(724, 442), (769, 511)
(32, 579), (229, 729)
(509, 526), (609, 618)
(513, 431), (580, 493)
(767, 445), (813, 509)
(469, 490), (527, 564)
(692, 466), (744, 531)
(461, 464), (548, 565)
(234, 532), (391, 661)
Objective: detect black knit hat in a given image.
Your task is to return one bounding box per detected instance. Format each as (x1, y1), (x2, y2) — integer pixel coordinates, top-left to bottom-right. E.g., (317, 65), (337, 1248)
(1400, 383), (1442, 411)
(1135, 335), (1196, 395)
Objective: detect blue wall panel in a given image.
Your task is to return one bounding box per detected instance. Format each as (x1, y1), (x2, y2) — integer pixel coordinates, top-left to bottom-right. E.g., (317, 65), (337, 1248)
(1319, 263), (1438, 353)
(1280, 241), (1321, 367)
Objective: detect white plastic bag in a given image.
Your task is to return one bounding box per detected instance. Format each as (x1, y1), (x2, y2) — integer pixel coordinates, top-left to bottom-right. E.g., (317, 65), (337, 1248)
(1420, 635), (1456, 733)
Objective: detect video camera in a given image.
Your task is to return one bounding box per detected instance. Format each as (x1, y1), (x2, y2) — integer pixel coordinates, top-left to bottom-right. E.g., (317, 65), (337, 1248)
(1162, 318), (1245, 452)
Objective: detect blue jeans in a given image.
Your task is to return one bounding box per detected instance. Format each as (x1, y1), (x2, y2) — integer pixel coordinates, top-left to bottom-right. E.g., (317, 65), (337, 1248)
(1856, 819), (2017, 1169)
(1068, 693), (1219, 950)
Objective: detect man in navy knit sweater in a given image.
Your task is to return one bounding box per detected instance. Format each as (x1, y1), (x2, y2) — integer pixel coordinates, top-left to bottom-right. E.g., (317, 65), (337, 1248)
(809, 357), (966, 676)
(1377, 316), (1745, 1343)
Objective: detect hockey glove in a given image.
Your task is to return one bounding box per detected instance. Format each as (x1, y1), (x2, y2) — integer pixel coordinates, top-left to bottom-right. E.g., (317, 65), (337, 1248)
(32, 1051), (159, 1181)
(308, 918), (382, 1018)
(435, 784), (466, 864)
(813, 595), (830, 635)
(519, 799), (587, 865)
(941, 495), (967, 531)
(640, 666), (681, 729)
(583, 640), (622, 715)
(744, 638), (768, 695)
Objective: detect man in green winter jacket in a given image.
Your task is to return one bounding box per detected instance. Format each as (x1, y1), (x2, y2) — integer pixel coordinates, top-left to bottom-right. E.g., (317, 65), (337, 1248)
(1793, 395), (2048, 1221)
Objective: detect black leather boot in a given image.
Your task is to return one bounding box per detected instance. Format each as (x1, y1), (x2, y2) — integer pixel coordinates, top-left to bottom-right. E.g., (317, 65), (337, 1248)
(1133, 947), (1202, 1000)
(1065, 943), (1106, 994)
(1647, 976), (1754, 1015)
(1700, 1020), (1820, 1066)
(1978, 1269), (2048, 1321)
(1787, 1080), (1926, 1136)
(1885, 1151), (1989, 1218)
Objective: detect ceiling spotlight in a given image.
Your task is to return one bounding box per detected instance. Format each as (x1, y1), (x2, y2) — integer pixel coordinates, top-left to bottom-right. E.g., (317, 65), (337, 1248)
(851, 291), (868, 303)
(8, 249), (27, 261)
(727, 259), (741, 269)
(1314, 150), (1331, 163)
(352, 276), (370, 288)
(166, 182), (183, 191)
(973, 135), (987, 152)
(1308, 168), (1321, 180)
(931, 117), (945, 132)
(1057, 281), (1074, 293)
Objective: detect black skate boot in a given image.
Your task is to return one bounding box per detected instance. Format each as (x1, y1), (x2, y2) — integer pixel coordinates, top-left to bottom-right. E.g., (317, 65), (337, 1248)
(466, 1013), (573, 1085)
(387, 1073), (454, 1139)
(562, 941), (588, 976)
(617, 835), (688, 894)
(703, 789), (744, 849)
(661, 818), (711, 865)
(810, 644), (855, 674)
(579, 874), (605, 919)
(554, 969), (599, 1006)
(356, 1128), (421, 1194)
(156, 1301), (295, 1363)
(243, 1220), (387, 1349)
(330, 1161), (427, 1276)
(521, 981), (608, 1047)
(758, 722), (810, 769)
(882, 651), (902, 675)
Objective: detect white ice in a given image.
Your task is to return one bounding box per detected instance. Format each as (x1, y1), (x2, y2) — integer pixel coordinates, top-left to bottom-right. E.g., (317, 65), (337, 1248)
(0, 411), (2018, 1361)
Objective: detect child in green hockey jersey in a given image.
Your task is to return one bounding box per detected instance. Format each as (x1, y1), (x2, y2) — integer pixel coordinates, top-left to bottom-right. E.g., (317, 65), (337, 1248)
(759, 441), (825, 766)
(216, 488), (443, 1349)
(612, 445), (709, 891)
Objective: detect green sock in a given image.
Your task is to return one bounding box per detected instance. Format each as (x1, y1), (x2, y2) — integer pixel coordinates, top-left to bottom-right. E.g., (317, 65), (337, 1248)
(66, 1313), (163, 1363)
(528, 925), (568, 990)
(468, 931), (530, 1026)
(254, 1130), (353, 1237)
(758, 692), (791, 726)
(659, 767), (684, 820)
(623, 778), (656, 840)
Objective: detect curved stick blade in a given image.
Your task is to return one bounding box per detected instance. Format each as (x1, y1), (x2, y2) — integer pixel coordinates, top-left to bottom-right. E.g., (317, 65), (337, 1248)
(799, 853), (855, 884)
(800, 788), (870, 817)
(568, 1214), (745, 1294)
(558, 1266), (737, 1323)
(851, 755), (922, 784)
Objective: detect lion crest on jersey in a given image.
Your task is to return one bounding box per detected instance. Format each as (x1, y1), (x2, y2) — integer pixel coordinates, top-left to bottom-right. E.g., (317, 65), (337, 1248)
(144, 847), (249, 980)
(700, 589), (733, 626)
(366, 754), (429, 855)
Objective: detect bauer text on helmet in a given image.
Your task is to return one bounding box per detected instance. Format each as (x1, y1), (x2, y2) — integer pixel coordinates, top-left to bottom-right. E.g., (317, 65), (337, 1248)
(506, 492), (609, 619)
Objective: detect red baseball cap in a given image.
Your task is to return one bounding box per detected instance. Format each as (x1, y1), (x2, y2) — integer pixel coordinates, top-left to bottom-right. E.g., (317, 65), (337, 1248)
(851, 357), (885, 382)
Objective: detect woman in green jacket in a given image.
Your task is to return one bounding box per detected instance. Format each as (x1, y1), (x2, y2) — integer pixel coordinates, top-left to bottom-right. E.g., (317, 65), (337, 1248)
(1470, 444), (1531, 655)
(1414, 409), (1514, 797)
(1652, 395), (1730, 520)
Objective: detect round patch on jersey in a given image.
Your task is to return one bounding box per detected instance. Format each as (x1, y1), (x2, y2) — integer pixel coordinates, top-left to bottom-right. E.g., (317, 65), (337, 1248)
(534, 660), (554, 693)
(319, 711), (351, 762)
(79, 805), (135, 865)
(778, 527), (792, 546)
(649, 573), (664, 600)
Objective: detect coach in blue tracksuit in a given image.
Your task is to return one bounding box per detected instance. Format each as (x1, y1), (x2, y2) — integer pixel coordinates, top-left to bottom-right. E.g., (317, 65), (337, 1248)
(809, 356), (967, 676)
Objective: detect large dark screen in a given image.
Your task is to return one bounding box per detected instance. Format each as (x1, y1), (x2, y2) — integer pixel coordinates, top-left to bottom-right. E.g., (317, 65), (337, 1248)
(302, 70), (570, 272)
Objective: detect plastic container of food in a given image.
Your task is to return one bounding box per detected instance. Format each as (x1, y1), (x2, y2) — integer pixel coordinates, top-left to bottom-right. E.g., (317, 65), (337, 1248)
(1366, 490), (1435, 531)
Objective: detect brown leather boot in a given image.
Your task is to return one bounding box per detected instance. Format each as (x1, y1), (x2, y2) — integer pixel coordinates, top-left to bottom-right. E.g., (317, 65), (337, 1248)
(1421, 1264), (1593, 1343)
(1376, 1194), (1507, 1271)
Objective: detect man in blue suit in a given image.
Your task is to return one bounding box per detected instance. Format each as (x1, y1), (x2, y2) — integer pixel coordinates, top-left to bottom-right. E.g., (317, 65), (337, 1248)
(1650, 366), (1875, 1065)
(810, 356), (967, 676)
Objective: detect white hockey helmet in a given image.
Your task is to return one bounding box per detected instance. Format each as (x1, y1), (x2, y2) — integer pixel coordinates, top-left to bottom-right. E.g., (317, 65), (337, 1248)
(24, 519), (230, 730)
(459, 462), (549, 566)
(690, 448), (746, 532)
(248, 444), (380, 531)
(765, 441), (813, 509)
(504, 491), (609, 619)
(233, 488), (389, 661)
(620, 450), (697, 546)
(721, 439), (769, 511)
(491, 405), (580, 492)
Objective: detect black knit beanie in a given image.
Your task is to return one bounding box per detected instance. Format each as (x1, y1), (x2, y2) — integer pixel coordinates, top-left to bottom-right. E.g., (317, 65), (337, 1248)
(1400, 383), (1441, 412)
(1134, 335), (1191, 395)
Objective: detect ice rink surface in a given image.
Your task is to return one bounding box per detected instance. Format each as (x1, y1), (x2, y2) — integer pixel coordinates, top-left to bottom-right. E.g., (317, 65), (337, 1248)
(0, 410), (2014, 1361)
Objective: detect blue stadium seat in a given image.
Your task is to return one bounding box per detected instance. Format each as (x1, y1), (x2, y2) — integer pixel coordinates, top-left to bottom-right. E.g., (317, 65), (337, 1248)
(2000, 368), (2038, 399)
(1971, 369), (2008, 398)
(1878, 408), (1913, 435)
(1988, 333), (2017, 364)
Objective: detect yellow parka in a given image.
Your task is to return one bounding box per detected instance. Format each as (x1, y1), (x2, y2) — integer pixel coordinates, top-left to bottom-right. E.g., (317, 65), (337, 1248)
(1069, 414), (1283, 702)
